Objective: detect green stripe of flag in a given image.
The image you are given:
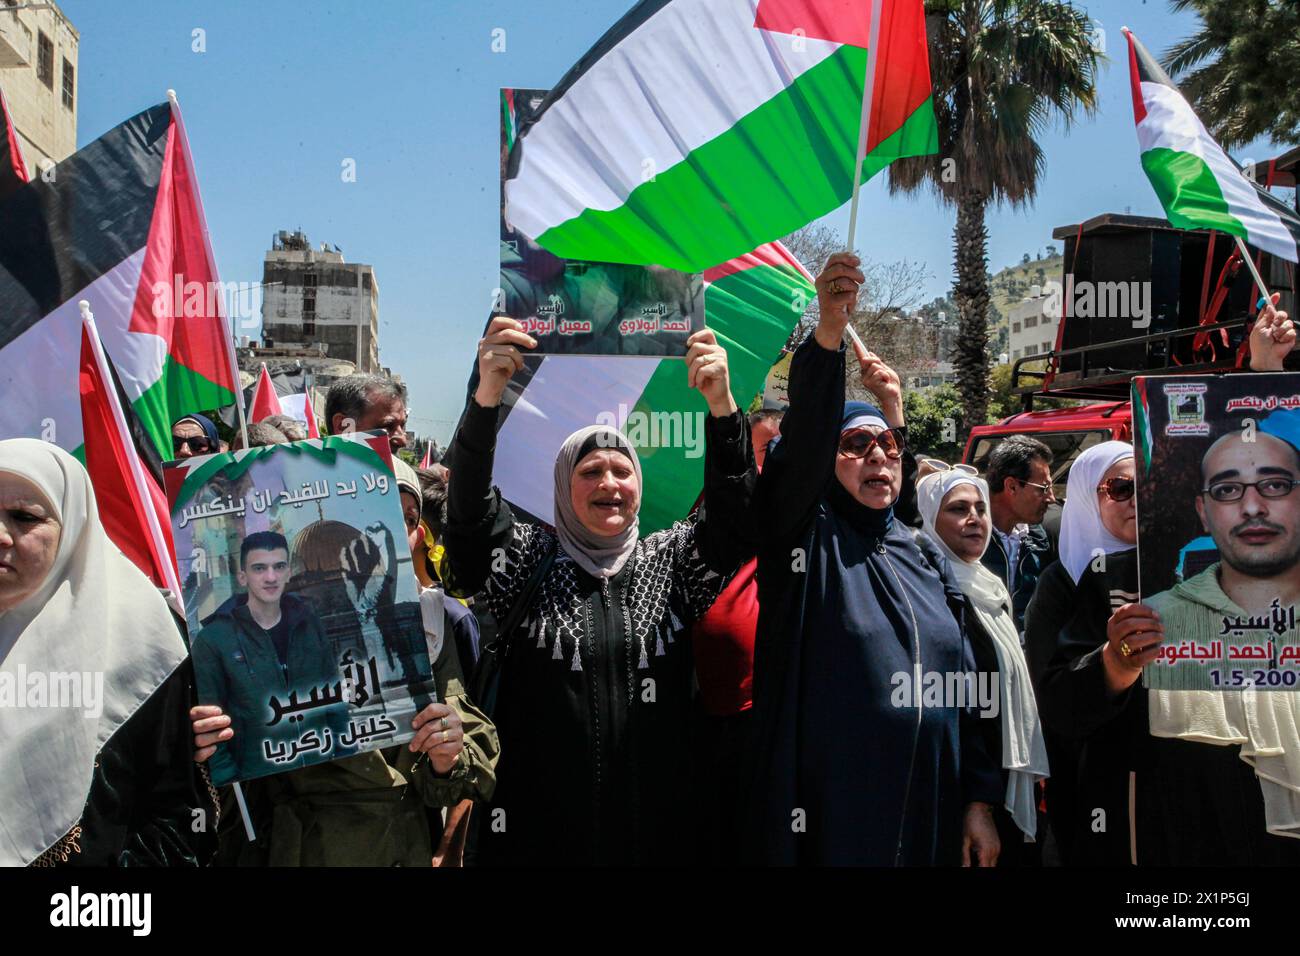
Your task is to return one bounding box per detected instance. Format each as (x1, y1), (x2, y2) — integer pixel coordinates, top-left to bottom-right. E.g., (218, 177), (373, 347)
(635, 263), (812, 533)
(535, 42), (937, 272)
(132, 355), (238, 461)
(1140, 148), (1248, 240)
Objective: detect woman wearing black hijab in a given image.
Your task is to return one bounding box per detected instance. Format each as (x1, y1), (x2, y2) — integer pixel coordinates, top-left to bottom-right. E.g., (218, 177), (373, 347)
(747, 252), (1002, 866)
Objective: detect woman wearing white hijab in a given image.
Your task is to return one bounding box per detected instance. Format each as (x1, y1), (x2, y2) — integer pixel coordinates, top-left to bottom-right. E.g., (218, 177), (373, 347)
(0, 439), (214, 866)
(1026, 440), (1139, 865)
(440, 318), (754, 865)
(917, 465), (1050, 862)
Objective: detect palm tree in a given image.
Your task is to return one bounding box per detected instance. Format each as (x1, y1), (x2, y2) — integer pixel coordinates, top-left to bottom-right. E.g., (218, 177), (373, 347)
(1163, 0), (1300, 150)
(888, 0), (1099, 432)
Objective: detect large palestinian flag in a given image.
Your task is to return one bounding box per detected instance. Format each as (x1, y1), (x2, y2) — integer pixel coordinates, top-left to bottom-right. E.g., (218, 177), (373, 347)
(1125, 28), (1300, 263)
(0, 100), (240, 461)
(482, 241), (814, 534)
(505, 0), (936, 272)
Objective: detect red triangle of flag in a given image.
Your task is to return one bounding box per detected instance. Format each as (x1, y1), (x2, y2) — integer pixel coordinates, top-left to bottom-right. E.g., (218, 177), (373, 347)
(79, 317), (182, 599)
(249, 363), (284, 422)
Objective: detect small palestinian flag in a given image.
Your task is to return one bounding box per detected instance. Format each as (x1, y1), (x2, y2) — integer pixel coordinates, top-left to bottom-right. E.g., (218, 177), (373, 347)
(505, 0), (936, 272)
(1125, 28), (1300, 263)
(477, 241), (814, 534)
(0, 99), (240, 460)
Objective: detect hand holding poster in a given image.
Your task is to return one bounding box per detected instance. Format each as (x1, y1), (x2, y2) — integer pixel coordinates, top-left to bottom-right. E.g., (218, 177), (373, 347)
(166, 432), (433, 786)
(1135, 374), (1300, 691)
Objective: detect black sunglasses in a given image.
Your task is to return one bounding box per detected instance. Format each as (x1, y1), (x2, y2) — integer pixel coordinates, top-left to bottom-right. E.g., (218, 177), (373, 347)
(837, 427), (903, 460)
(172, 435), (214, 454)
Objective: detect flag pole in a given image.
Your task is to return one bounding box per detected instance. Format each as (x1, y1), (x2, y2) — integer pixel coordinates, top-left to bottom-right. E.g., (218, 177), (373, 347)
(844, 0), (885, 253)
(1232, 234), (1273, 306)
(842, 0), (885, 355)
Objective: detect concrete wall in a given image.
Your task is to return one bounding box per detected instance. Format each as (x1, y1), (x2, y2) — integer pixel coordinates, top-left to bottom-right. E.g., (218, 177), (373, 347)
(261, 253), (380, 372)
(0, 1), (77, 175)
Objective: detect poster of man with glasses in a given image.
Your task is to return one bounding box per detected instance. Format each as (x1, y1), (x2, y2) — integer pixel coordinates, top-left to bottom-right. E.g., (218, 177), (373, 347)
(1134, 374), (1300, 691)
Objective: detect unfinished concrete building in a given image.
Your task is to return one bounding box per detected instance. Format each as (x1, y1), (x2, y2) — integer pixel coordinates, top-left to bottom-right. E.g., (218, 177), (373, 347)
(260, 229), (381, 373)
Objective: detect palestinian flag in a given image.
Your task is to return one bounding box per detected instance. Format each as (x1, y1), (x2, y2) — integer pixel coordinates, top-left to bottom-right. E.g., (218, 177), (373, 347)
(505, 0), (936, 272)
(0, 100), (240, 461)
(0, 85), (28, 202)
(1125, 28), (1300, 263)
(481, 241), (814, 534)
(80, 313), (183, 603)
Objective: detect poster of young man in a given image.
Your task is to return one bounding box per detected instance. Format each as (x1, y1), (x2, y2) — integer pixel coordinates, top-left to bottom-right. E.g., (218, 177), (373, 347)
(1135, 373), (1300, 691)
(498, 87), (704, 356)
(165, 431), (433, 786)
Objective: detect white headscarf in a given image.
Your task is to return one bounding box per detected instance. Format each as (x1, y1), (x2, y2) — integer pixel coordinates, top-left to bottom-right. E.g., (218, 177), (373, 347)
(917, 467), (1049, 840)
(0, 439), (186, 865)
(1060, 441), (1135, 583)
(553, 426), (643, 580)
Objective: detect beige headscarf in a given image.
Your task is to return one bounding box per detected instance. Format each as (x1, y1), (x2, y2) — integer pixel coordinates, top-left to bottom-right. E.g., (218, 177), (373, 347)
(0, 439), (186, 865)
(553, 425), (642, 579)
(917, 467), (1050, 840)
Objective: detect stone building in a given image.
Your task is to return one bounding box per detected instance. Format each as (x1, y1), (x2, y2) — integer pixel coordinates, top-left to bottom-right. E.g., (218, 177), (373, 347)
(0, 0), (78, 175)
(260, 229), (381, 373)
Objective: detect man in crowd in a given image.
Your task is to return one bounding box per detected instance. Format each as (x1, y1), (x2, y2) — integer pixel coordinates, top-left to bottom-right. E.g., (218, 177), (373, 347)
(984, 435), (1058, 635)
(325, 374), (410, 453)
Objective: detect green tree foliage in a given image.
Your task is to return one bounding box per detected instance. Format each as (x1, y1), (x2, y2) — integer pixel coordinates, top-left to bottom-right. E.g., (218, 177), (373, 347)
(1164, 0), (1300, 148)
(904, 384), (966, 461)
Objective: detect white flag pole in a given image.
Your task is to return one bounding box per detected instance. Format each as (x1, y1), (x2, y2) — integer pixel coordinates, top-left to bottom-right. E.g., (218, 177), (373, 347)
(845, 0), (885, 252)
(1233, 234), (1273, 305)
(842, 0), (885, 355)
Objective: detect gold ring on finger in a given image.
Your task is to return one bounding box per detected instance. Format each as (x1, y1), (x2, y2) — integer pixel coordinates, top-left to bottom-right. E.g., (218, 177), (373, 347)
(1120, 640), (1132, 658)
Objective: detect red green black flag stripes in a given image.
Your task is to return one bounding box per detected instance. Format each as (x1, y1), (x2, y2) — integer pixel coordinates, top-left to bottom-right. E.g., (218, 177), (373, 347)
(505, 0), (936, 272)
(0, 100), (240, 460)
(1125, 28), (1300, 263)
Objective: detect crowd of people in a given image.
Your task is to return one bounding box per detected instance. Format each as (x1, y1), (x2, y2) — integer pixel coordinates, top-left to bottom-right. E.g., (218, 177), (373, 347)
(5, 256), (1300, 868)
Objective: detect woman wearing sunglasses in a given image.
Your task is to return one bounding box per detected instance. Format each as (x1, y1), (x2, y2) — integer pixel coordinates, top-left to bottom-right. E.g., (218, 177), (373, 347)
(916, 465), (1050, 865)
(747, 252), (1003, 866)
(1027, 441), (1143, 865)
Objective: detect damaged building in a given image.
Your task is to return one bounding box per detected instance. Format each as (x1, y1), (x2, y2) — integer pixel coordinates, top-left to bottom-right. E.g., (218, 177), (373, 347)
(260, 229), (381, 373)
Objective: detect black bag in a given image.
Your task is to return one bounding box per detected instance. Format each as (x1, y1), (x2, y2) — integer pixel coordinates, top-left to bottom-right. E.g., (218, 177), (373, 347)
(470, 540), (557, 719)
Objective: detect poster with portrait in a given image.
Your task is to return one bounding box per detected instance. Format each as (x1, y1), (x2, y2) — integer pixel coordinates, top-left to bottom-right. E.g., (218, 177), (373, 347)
(165, 431), (433, 786)
(1135, 373), (1300, 691)
(499, 87), (704, 356)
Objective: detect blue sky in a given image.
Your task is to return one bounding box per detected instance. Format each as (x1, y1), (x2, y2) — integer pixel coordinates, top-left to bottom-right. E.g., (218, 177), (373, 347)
(57, 0), (1291, 443)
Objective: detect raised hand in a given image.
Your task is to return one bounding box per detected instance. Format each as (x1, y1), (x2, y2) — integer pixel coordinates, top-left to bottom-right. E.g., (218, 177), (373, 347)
(684, 328), (737, 417)
(1249, 293), (1296, 372)
(475, 315), (537, 408)
(814, 252), (864, 348)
